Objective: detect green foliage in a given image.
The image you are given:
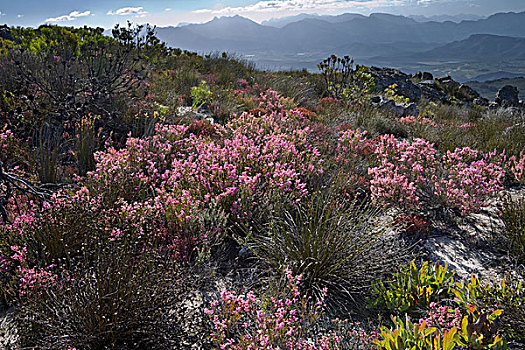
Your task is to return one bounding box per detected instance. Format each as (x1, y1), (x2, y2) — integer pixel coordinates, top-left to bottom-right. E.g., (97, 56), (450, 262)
(376, 315), (458, 350)
(376, 311), (506, 350)
(372, 261), (455, 316)
(456, 307), (506, 350)
(453, 274), (525, 346)
(317, 55), (375, 101)
(191, 80), (213, 111)
(452, 273), (487, 308)
(384, 84), (410, 104)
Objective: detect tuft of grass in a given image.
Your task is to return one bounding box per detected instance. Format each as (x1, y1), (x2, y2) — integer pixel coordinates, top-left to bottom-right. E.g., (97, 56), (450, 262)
(36, 123), (61, 184)
(76, 114), (100, 175)
(249, 189), (411, 313)
(500, 195), (525, 264)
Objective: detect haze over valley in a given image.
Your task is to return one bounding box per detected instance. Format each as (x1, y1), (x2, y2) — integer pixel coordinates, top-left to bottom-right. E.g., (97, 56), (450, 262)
(154, 11), (525, 82)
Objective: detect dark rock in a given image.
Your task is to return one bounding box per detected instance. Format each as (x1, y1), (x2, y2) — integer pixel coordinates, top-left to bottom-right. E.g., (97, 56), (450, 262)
(418, 80), (435, 87)
(436, 75), (453, 83)
(414, 71), (434, 81)
(458, 84), (488, 105)
(404, 103), (419, 117)
(370, 95), (382, 103)
(418, 83), (448, 103)
(438, 78), (457, 89)
(459, 84), (478, 99)
(370, 67), (422, 102)
(379, 99), (404, 115)
(495, 85), (520, 107)
(422, 72), (434, 80)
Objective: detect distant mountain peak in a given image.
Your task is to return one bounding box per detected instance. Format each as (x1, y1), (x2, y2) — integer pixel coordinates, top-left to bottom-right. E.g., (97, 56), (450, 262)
(210, 15), (256, 23)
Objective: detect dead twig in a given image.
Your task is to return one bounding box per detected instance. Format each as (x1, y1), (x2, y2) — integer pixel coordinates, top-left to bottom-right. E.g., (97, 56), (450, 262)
(0, 161), (60, 224)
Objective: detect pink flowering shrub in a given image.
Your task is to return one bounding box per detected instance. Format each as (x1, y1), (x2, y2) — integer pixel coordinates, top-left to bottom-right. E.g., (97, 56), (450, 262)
(87, 106), (324, 259)
(342, 132), (507, 214)
(367, 135), (438, 208)
(205, 271), (340, 350)
(457, 122), (476, 129)
(398, 115), (439, 128)
(2, 245), (59, 298)
(337, 129), (369, 156)
(511, 153), (525, 183)
(0, 129), (15, 158)
(435, 148), (506, 214)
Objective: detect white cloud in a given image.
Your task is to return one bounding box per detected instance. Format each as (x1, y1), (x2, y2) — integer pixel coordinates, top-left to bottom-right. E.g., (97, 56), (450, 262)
(17, 14), (24, 18)
(165, 8), (172, 12)
(193, 0), (403, 16)
(46, 10), (91, 22)
(107, 6), (148, 17)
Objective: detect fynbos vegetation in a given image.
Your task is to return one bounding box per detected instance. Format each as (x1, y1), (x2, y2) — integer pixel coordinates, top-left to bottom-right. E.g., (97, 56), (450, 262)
(0, 25), (524, 350)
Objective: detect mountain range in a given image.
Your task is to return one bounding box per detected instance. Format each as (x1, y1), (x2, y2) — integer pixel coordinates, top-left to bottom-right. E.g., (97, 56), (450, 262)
(154, 11), (525, 77)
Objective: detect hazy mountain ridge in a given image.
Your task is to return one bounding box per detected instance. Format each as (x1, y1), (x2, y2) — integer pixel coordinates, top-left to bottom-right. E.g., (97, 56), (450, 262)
(157, 11), (525, 52)
(409, 14), (485, 23)
(411, 34), (525, 61)
(155, 11), (525, 74)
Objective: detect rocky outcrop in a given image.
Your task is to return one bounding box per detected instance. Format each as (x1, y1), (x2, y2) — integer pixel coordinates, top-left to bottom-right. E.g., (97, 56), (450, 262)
(417, 80), (449, 103)
(373, 96), (420, 117)
(176, 106), (215, 124)
(370, 67), (422, 102)
(413, 71), (434, 81)
(370, 67), (488, 107)
(495, 85), (520, 107)
(415, 75), (489, 106)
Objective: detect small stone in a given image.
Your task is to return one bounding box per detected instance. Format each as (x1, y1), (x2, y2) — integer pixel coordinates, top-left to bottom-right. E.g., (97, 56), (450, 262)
(238, 247), (253, 260)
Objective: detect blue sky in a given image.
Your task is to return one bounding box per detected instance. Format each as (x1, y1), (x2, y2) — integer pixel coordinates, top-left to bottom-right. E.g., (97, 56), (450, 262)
(1, 0), (525, 28)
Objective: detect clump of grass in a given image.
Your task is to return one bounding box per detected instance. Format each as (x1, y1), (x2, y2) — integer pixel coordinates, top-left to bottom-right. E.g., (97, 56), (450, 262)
(76, 114), (101, 175)
(249, 189), (411, 312)
(500, 195), (525, 264)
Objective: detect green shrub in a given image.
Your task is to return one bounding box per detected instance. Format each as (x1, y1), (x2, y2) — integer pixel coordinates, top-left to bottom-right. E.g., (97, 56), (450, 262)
(453, 273), (525, 347)
(376, 315), (458, 350)
(376, 310), (506, 350)
(317, 55), (375, 101)
(191, 80), (212, 111)
(371, 261), (455, 317)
